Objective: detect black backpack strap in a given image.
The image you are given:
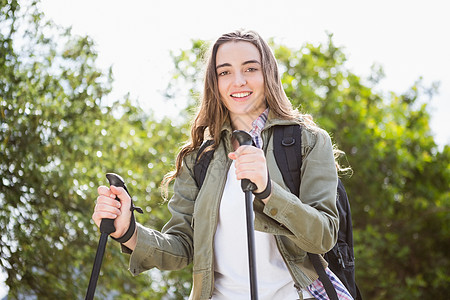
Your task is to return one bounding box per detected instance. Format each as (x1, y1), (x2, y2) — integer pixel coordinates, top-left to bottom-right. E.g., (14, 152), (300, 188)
(273, 124), (339, 300)
(273, 125), (302, 197)
(308, 253), (339, 300)
(193, 140), (214, 189)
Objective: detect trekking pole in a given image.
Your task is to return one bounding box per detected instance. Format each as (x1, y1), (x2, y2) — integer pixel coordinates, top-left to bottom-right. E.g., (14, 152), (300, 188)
(85, 173), (129, 300)
(232, 130), (258, 300)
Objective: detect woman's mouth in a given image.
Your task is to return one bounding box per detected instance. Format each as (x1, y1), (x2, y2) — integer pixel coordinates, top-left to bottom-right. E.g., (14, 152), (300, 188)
(230, 92), (252, 100)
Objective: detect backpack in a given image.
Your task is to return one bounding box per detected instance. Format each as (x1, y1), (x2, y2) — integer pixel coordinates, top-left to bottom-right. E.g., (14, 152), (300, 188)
(193, 124), (362, 300)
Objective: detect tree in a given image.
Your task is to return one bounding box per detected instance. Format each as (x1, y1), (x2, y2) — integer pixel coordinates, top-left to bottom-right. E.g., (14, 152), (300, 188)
(1, 1), (191, 298)
(274, 37), (449, 299)
(167, 36), (450, 299)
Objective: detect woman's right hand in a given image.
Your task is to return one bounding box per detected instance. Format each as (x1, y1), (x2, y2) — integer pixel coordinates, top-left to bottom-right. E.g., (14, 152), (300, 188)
(92, 185), (133, 240)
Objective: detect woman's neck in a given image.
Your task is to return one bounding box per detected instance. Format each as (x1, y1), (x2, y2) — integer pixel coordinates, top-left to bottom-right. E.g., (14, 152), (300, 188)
(230, 115), (255, 131)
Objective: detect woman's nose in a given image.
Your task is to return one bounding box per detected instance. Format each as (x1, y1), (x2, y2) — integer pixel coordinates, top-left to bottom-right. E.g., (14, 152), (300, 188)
(233, 72), (246, 86)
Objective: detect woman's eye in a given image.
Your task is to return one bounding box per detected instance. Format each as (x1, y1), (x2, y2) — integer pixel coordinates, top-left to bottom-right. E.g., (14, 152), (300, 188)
(246, 67), (257, 72)
(218, 71), (229, 76)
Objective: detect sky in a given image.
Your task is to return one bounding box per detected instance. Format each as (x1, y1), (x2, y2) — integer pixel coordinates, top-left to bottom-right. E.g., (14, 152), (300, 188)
(36, 0), (449, 148)
(1, 0), (449, 296)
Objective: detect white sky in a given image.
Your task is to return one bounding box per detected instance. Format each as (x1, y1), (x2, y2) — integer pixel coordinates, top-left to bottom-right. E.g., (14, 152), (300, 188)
(0, 0), (449, 294)
(37, 0), (450, 148)
(35, 0), (449, 148)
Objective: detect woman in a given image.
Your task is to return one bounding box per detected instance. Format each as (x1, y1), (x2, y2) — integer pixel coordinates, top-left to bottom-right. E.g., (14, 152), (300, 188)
(92, 29), (353, 300)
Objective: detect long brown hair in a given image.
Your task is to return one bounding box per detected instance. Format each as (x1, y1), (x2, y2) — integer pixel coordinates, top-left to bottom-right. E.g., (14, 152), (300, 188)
(162, 29), (305, 195)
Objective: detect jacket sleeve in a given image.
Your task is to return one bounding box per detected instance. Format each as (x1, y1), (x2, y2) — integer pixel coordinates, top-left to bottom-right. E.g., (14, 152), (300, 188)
(127, 154), (198, 276)
(262, 127), (339, 254)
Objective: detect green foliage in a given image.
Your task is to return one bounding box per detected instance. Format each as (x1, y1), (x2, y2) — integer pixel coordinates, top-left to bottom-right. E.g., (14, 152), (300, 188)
(274, 36), (449, 299)
(1, 1), (191, 299)
(165, 39), (210, 121)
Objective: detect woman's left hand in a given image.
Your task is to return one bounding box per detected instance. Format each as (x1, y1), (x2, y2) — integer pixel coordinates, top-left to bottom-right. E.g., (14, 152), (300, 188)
(228, 145), (270, 200)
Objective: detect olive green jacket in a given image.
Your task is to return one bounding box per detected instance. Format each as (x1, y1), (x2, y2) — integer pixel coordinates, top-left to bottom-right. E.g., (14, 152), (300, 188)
(126, 113), (339, 300)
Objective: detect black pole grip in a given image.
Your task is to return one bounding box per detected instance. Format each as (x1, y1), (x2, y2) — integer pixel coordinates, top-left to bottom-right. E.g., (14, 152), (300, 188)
(232, 130), (257, 192)
(99, 173), (128, 235)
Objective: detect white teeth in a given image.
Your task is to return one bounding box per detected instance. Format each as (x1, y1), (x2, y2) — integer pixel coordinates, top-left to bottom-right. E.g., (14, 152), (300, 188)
(231, 92), (251, 98)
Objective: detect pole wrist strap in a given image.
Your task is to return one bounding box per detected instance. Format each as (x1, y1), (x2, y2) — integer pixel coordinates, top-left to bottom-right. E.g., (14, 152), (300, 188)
(112, 205), (143, 244)
(252, 173), (272, 199)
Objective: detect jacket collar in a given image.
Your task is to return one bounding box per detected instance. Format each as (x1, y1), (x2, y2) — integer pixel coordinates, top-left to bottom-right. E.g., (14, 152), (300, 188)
(219, 111), (302, 137)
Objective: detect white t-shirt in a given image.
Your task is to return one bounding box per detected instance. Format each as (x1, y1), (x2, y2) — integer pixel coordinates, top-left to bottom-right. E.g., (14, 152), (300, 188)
(211, 162), (313, 299)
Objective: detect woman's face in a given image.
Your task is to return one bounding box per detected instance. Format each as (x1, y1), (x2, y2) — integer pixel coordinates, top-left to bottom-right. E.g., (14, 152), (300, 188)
(216, 41), (266, 129)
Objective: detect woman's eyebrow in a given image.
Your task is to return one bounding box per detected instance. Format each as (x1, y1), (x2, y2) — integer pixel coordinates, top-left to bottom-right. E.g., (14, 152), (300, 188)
(216, 63), (231, 69)
(242, 60), (261, 66)
(216, 60), (261, 70)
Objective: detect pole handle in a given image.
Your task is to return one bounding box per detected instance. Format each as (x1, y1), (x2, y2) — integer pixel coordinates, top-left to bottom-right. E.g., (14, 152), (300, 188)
(232, 130), (257, 192)
(99, 173), (129, 235)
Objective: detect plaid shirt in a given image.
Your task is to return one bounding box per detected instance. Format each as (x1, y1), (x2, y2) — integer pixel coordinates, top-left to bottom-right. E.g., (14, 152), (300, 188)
(248, 109), (353, 300)
(249, 108), (269, 149)
(307, 267), (354, 300)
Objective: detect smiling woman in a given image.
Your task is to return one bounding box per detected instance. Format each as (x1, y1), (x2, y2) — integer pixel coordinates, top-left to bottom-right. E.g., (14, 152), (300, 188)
(216, 41), (266, 131)
(92, 29), (354, 300)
